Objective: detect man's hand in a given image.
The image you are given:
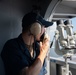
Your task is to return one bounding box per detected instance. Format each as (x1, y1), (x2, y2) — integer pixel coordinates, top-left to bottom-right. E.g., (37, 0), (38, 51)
(40, 33), (50, 55)
(38, 34), (50, 64)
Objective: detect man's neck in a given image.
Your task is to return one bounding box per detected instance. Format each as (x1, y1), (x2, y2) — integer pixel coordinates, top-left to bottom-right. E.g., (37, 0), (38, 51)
(22, 32), (34, 46)
(22, 32), (35, 57)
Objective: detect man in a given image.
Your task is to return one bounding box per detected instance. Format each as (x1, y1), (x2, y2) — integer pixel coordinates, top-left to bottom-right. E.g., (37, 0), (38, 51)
(1, 12), (53, 75)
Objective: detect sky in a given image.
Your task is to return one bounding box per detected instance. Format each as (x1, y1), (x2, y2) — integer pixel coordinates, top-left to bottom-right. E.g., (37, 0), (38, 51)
(71, 17), (76, 31)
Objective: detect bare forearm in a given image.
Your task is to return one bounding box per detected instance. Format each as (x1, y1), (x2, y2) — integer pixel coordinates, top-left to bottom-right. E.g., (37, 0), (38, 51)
(28, 57), (44, 75)
(31, 52), (47, 75)
(21, 52), (46, 75)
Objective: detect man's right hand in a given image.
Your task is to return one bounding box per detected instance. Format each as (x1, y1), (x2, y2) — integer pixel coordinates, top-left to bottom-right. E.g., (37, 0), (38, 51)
(38, 34), (50, 64)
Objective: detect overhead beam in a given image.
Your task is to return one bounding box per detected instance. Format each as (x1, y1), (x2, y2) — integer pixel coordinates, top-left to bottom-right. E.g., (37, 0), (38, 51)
(54, 13), (76, 16)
